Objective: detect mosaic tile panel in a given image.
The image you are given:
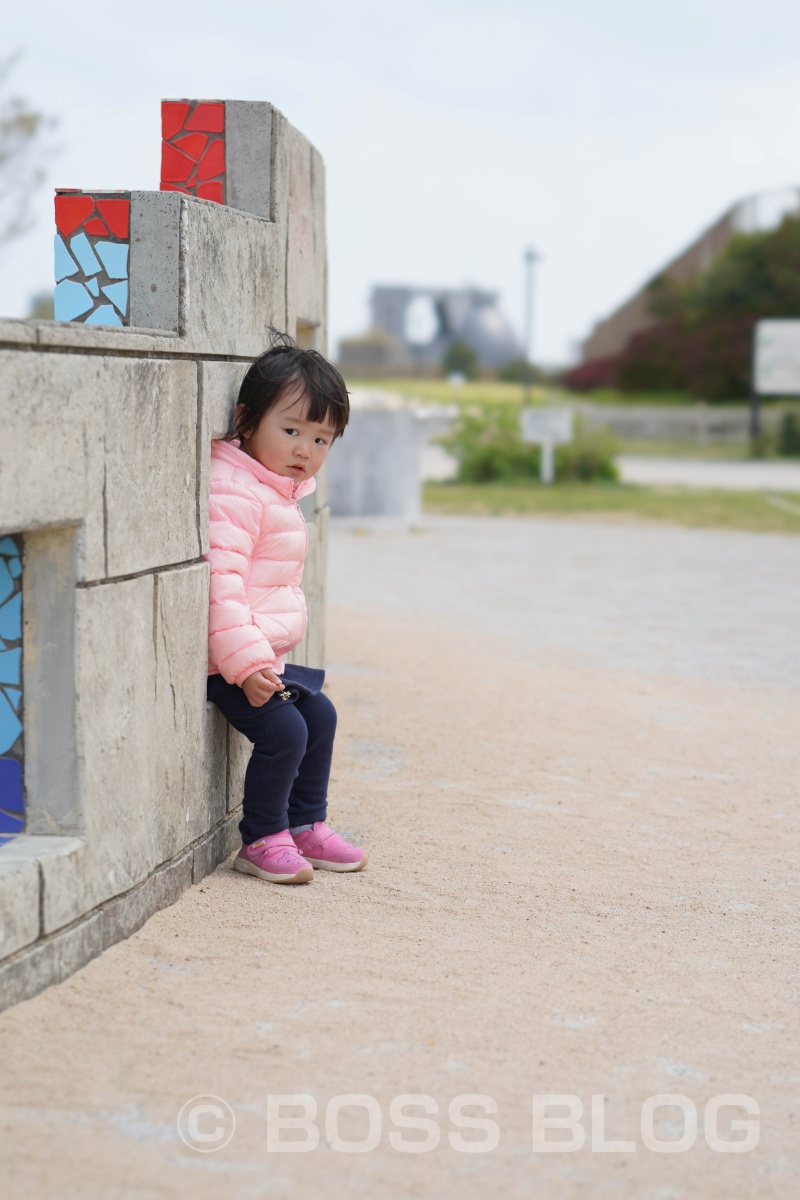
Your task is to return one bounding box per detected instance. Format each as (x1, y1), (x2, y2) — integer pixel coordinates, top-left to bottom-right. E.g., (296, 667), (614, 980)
(0, 536), (23, 844)
(54, 191), (131, 327)
(161, 100), (226, 204)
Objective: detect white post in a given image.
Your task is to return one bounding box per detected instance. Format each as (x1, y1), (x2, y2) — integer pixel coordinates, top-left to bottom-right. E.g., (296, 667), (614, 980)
(540, 439), (554, 485)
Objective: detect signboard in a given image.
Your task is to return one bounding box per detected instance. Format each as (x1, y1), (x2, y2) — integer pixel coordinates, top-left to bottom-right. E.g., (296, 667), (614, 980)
(520, 407), (573, 445)
(753, 320), (800, 395)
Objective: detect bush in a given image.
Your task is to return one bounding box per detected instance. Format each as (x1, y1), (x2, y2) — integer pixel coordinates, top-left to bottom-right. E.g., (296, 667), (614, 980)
(442, 338), (479, 380)
(778, 411), (800, 457)
(555, 421), (619, 481)
(438, 407), (619, 484)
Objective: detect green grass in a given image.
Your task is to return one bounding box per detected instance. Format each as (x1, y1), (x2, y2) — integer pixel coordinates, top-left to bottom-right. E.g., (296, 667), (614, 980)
(346, 378), (543, 408)
(423, 481), (800, 535)
(615, 439), (750, 460)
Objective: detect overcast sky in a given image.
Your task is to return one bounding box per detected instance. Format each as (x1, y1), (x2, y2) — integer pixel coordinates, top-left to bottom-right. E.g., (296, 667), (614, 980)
(3, 0), (800, 364)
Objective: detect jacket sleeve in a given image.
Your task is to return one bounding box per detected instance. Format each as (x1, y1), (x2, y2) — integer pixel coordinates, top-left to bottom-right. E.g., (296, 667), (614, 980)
(207, 481), (277, 686)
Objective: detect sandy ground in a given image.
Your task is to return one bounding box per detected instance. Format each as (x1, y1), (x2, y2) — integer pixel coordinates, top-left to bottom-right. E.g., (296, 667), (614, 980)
(1, 516), (798, 1199)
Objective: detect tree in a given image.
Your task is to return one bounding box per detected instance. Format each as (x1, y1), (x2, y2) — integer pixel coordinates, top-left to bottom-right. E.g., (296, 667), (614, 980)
(442, 337), (479, 379)
(0, 52), (55, 251)
(617, 213), (800, 399)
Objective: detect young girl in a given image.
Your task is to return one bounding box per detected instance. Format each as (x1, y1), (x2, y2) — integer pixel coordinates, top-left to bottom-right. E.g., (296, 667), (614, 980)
(205, 335), (366, 884)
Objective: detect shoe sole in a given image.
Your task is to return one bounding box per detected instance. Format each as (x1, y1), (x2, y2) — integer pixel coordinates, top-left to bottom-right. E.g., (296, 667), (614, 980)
(302, 853), (368, 873)
(232, 858), (313, 884)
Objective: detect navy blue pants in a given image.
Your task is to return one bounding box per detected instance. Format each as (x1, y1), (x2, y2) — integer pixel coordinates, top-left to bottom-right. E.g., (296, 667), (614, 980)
(206, 669), (336, 843)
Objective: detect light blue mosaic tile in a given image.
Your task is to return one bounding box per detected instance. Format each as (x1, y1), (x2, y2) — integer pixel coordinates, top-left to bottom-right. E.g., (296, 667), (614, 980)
(95, 240), (129, 280)
(8, 558), (22, 579)
(0, 594), (21, 641)
(55, 279), (93, 322)
(86, 277), (100, 297)
(0, 691), (22, 755)
(54, 234), (79, 283)
(0, 559), (12, 606)
(101, 280), (128, 316)
(0, 538), (19, 557)
(84, 305), (123, 327)
(69, 231), (102, 277)
(4, 687), (21, 713)
(0, 648), (21, 686)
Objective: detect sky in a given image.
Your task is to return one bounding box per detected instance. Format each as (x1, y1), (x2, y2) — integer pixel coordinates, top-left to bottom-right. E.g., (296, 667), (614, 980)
(3, 0), (800, 365)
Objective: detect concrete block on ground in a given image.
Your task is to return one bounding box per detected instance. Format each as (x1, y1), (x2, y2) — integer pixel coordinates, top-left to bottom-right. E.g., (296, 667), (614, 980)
(203, 701), (228, 836)
(155, 563), (222, 860)
(104, 358), (199, 577)
(0, 849), (192, 1013)
(42, 577), (157, 933)
(192, 811), (242, 883)
(0, 844), (41, 958)
(129, 191), (181, 333)
(284, 123), (325, 338)
(327, 410), (424, 518)
(227, 725), (250, 815)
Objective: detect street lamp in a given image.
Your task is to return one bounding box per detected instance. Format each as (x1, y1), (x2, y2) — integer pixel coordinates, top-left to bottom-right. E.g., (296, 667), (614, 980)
(523, 246), (542, 406)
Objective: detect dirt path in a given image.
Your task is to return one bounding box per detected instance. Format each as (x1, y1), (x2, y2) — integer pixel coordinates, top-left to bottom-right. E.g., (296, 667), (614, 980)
(1, 517), (798, 1198)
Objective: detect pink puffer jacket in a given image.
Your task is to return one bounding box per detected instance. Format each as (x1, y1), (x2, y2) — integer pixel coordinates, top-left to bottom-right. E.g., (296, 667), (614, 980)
(206, 439), (316, 685)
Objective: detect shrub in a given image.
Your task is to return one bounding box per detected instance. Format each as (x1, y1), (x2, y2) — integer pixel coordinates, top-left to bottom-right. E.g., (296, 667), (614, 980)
(777, 411), (800, 457)
(442, 338), (479, 380)
(438, 408), (619, 483)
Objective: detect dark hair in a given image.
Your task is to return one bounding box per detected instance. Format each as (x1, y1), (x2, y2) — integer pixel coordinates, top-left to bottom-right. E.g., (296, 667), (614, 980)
(229, 330), (349, 443)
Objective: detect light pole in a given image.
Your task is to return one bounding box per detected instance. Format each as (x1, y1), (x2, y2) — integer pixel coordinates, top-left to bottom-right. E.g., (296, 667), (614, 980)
(523, 246), (541, 406)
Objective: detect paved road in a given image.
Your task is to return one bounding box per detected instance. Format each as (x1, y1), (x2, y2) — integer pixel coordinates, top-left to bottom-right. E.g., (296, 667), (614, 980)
(617, 455), (800, 492)
(1, 517), (797, 1199)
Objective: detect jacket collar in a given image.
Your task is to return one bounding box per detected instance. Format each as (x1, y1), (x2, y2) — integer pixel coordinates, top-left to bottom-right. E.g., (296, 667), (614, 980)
(211, 439), (317, 501)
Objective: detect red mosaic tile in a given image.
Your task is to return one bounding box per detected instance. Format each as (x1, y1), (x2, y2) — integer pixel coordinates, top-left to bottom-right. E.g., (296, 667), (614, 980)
(83, 216), (109, 236)
(197, 181), (224, 203)
(160, 183), (190, 194)
(55, 194), (95, 237)
(196, 139), (225, 182)
(162, 101), (190, 140)
(96, 199), (130, 239)
(185, 102), (224, 133)
(161, 142), (195, 184)
(174, 133), (208, 161)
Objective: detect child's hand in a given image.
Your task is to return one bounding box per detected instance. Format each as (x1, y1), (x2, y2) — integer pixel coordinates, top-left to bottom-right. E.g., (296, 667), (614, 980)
(242, 668), (284, 707)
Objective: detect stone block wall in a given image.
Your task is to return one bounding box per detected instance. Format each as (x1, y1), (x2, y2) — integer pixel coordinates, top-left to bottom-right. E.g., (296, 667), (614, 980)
(0, 101), (328, 1011)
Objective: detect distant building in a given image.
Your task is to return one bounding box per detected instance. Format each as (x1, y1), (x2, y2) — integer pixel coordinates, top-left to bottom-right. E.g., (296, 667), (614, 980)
(580, 187), (800, 367)
(338, 285), (521, 375)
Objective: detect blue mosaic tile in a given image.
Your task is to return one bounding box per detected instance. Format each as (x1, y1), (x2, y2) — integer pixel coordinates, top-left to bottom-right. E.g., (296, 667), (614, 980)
(0, 809), (24, 835)
(0, 691), (22, 755)
(101, 280), (128, 316)
(86, 277), (100, 297)
(84, 305), (123, 327)
(54, 279), (93, 322)
(54, 233), (79, 282)
(0, 648), (21, 686)
(69, 231), (102, 277)
(8, 557), (22, 579)
(4, 687), (21, 713)
(0, 559), (13, 606)
(0, 758), (23, 815)
(94, 240), (129, 280)
(0, 593), (21, 641)
(0, 538), (19, 556)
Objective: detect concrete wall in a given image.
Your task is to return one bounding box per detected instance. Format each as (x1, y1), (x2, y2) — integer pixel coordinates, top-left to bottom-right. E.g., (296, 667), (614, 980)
(0, 105), (328, 1011)
(573, 400), (783, 443)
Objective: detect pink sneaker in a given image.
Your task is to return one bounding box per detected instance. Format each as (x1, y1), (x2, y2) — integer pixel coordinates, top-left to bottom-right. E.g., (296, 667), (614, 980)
(291, 822), (367, 872)
(232, 831), (314, 884)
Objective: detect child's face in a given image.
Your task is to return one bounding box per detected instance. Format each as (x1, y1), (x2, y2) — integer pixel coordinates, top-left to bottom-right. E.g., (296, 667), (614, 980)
(239, 385), (336, 481)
